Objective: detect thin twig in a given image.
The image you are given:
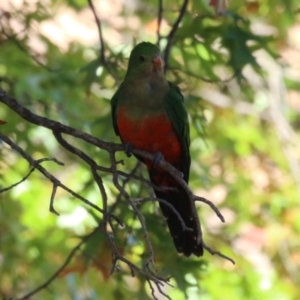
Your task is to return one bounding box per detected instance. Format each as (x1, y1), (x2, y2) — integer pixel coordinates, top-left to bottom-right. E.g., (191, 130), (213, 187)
(163, 0), (189, 71)
(133, 197), (193, 232)
(0, 158), (63, 193)
(49, 184), (59, 215)
(0, 167), (35, 193)
(157, 0), (163, 44)
(147, 278), (172, 300)
(15, 231), (97, 300)
(0, 133), (106, 217)
(195, 196), (225, 222)
(147, 279), (158, 300)
(52, 130), (116, 225)
(87, 0), (105, 62)
(109, 151), (156, 275)
(103, 221), (170, 290)
(156, 281), (173, 300)
(0, 16), (29, 40)
(202, 241), (235, 265)
(87, 0), (120, 83)
(107, 162), (142, 233)
(0, 22), (59, 72)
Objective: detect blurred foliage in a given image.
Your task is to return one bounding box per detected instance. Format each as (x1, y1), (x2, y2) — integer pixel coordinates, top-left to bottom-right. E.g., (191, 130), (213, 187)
(1, 0), (300, 299)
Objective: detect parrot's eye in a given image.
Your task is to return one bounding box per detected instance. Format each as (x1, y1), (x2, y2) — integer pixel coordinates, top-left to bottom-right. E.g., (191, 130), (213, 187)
(139, 55), (145, 62)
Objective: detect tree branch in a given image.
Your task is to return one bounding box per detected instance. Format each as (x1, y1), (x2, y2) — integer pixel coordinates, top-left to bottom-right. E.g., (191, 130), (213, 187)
(15, 230), (97, 300)
(87, 0), (120, 84)
(0, 87), (234, 300)
(156, 0), (163, 44)
(0, 88), (232, 262)
(163, 0), (189, 71)
(0, 19), (59, 72)
(0, 133), (107, 217)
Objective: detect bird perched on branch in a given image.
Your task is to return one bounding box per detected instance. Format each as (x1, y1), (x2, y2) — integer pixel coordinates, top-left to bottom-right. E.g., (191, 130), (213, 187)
(111, 42), (203, 257)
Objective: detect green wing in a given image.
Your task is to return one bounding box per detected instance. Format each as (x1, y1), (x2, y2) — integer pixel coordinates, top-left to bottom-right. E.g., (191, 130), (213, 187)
(110, 82), (124, 136)
(164, 82), (191, 182)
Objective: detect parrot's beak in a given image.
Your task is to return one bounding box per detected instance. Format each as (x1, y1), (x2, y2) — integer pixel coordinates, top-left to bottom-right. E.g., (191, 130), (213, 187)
(152, 55), (164, 71)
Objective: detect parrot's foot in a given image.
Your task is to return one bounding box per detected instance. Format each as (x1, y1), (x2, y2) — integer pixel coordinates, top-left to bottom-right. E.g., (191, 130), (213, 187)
(125, 142), (133, 157)
(152, 151), (164, 167)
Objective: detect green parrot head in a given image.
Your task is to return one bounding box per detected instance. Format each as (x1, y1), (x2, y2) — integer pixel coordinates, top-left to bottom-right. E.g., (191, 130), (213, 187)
(125, 42), (165, 78)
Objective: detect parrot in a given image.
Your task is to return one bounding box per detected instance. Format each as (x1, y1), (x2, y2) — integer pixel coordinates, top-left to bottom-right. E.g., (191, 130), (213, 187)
(111, 42), (203, 257)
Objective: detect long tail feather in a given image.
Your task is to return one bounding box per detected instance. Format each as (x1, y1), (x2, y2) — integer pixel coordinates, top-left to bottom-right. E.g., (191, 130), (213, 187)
(152, 180), (203, 257)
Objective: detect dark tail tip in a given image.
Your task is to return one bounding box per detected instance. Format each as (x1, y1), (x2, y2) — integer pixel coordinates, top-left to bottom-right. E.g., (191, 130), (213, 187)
(155, 188), (204, 257)
(168, 213), (203, 257)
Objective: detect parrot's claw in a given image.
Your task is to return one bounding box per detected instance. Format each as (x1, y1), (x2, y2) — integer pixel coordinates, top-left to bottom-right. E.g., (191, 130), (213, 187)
(152, 151), (164, 167)
(125, 142), (133, 157)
